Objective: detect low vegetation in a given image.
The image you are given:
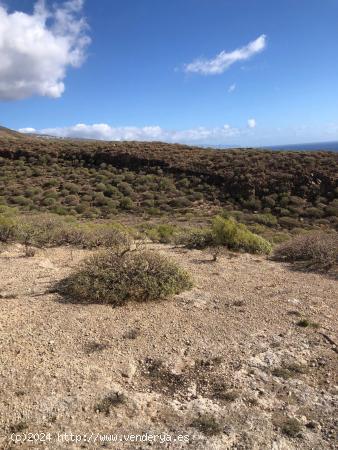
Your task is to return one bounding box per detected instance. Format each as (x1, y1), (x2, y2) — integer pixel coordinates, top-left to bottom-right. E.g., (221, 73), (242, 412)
(183, 216), (272, 255)
(58, 247), (192, 305)
(273, 231), (338, 272)
(0, 207), (134, 249)
(0, 136), (337, 234)
(191, 415), (223, 436)
(95, 393), (126, 415)
(279, 418), (303, 438)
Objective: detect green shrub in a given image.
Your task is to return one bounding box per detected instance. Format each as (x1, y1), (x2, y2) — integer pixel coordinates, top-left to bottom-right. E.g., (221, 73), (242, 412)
(211, 216), (272, 254)
(253, 213), (278, 227)
(181, 228), (214, 249)
(58, 249), (192, 305)
(143, 224), (177, 243)
(0, 216), (18, 242)
(273, 231), (338, 272)
(120, 197), (134, 210)
(156, 224), (176, 243)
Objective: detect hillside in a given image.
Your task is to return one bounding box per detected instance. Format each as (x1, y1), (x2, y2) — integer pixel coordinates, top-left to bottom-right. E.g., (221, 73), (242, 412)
(0, 126), (26, 140)
(0, 133), (337, 449)
(0, 136), (337, 234)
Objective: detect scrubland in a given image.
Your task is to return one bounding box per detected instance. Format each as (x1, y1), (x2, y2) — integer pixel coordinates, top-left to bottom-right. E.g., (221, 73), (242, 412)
(0, 136), (337, 448)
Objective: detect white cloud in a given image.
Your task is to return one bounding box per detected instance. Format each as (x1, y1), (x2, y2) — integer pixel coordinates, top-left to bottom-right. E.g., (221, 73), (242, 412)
(247, 118), (256, 129)
(19, 123), (240, 143)
(0, 0), (90, 100)
(228, 83), (236, 93)
(184, 35), (266, 75)
(18, 127), (37, 133)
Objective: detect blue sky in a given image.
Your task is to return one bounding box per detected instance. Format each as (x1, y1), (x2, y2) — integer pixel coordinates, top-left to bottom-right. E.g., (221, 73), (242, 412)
(1, 0), (338, 145)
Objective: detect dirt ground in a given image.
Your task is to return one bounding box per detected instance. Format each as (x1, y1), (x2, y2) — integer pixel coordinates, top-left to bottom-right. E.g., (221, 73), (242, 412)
(0, 243), (337, 449)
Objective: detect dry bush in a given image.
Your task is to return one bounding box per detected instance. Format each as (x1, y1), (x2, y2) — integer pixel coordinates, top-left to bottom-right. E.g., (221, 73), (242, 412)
(0, 211), (134, 250)
(58, 249), (192, 305)
(273, 231), (338, 272)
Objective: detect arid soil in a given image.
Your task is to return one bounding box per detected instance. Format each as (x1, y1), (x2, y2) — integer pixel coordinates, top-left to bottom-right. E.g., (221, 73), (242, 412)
(0, 244), (337, 449)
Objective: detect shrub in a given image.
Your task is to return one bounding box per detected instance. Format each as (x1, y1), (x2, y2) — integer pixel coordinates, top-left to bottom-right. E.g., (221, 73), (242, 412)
(0, 216), (18, 242)
(119, 197), (134, 210)
(278, 216), (301, 229)
(253, 213), (278, 227)
(273, 231), (338, 271)
(58, 249), (192, 305)
(95, 393), (126, 415)
(211, 216), (272, 254)
(0, 212), (134, 250)
(191, 415), (223, 436)
(143, 224), (177, 243)
(280, 418), (302, 438)
(181, 228), (214, 249)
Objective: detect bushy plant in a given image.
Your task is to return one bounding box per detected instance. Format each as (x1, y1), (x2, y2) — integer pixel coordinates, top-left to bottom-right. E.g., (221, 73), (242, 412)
(273, 231), (338, 271)
(253, 213), (278, 227)
(142, 224), (177, 243)
(211, 216), (272, 254)
(0, 210), (135, 250)
(58, 249), (192, 305)
(181, 228), (214, 249)
(0, 215), (18, 242)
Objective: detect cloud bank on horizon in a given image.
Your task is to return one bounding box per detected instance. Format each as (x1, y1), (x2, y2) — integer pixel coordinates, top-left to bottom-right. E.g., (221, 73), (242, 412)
(0, 0), (90, 100)
(184, 34), (266, 75)
(19, 121), (257, 143)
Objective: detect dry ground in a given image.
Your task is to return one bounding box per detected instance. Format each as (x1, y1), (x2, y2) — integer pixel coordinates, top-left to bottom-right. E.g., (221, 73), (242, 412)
(0, 244), (337, 449)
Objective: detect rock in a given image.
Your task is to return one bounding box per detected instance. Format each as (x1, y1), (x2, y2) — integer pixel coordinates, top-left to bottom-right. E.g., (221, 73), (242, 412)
(38, 259), (56, 269)
(0, 292), (16, 299)
(120, 361), (137, 379)
(288, 298), (300, 305)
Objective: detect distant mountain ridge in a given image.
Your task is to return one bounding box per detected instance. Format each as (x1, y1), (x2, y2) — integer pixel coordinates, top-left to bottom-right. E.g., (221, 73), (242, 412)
(1, 125), (338, 151)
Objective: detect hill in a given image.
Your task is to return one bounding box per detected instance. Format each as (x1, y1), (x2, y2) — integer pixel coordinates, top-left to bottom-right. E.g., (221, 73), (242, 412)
(0, 126), (27, 140)
(0, 136), (337, 234)
(0, 132), (337, 449)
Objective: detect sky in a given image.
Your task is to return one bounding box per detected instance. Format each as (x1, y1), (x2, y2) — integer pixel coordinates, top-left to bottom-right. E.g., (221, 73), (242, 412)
(1, 0), (338, 146)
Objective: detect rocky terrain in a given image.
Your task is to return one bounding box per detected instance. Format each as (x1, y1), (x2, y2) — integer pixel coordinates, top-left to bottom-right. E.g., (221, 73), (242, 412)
(0, 244), (337, 449)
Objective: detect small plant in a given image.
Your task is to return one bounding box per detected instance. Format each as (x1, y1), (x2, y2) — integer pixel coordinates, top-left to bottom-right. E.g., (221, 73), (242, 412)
(272, 364), (308, 379)
(297, 319), (310, 328)
(280, 418), (302, 438)
(95, 392), (126, 415)
(191, 415), (223, 436)
(9, 421), (28, 433)
(296, 319), (319, 329)
(213, 383), (239, 401)
(85, 341), (109, 354)
(123, 329), (140, 340)
(58, 248), (192, 305)
(24, 246), (36, 257)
